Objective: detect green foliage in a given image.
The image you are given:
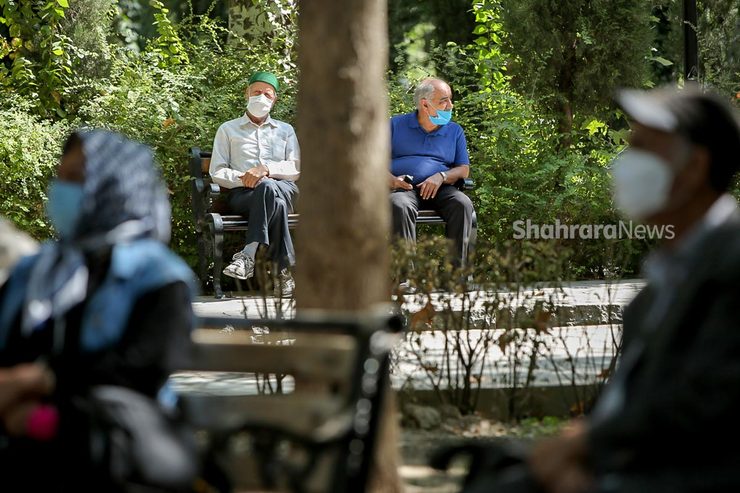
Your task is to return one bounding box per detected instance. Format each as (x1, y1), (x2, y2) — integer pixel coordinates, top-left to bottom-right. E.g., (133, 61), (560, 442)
(71, 13), (297, 265)
(0, 98), (70, 238)
(0, 0), (73, 116)
(653, 0), (740, 97)
(226, 0), (297, 74)
(147, 0), (188, 67)
(471, 1), (507, 92)
(388, 0), (475, 77)
(496, 0), (653, 142)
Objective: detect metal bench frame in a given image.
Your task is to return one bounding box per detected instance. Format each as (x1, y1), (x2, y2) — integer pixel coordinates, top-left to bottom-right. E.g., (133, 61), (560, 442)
(189, 147), (477, 298)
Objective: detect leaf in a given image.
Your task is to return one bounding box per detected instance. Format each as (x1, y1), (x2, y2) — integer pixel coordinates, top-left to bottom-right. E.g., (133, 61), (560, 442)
(56, 0), (69, 7)
(409, 301), (436, 332)
(650, 56), (673, 67)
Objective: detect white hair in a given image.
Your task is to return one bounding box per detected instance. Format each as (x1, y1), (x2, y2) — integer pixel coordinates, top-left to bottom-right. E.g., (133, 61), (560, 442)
(413, 79), (438, 108)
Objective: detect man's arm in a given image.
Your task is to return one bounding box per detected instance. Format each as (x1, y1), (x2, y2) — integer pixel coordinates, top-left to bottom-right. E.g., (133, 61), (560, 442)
(209, 126), (244, 189)
(417, 165), (469, 200)
(264, 125), (300, 181)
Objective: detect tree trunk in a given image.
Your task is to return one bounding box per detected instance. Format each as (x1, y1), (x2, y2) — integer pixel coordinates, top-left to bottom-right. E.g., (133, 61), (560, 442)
(295, 0), (401, 491)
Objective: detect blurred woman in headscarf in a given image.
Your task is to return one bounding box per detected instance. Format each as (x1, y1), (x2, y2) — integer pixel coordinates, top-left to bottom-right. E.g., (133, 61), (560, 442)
(0, 130), (196, 490)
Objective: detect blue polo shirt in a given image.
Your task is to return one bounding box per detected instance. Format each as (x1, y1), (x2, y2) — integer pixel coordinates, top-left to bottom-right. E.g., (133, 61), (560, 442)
(390, 111), (470, 185)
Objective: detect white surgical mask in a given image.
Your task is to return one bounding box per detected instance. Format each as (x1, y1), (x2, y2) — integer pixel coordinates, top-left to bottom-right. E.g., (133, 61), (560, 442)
(611, 148), (676, 221)
(247, 94), (273, 118)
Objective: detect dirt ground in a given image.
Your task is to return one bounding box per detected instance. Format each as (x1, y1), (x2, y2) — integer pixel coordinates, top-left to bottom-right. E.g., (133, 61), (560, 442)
(398, 413), (565, 492)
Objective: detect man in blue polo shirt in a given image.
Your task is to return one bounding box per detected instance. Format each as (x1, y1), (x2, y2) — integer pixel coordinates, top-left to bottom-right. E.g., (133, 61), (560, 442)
(389, 78), (474, 265)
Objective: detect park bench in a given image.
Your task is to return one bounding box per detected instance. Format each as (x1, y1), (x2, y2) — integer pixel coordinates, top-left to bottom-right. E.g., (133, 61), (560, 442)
(175, 307), (403, 493)
(189, 147), (477, 298)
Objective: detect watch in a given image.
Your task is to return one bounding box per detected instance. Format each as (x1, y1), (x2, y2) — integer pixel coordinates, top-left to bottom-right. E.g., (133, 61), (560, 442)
(439, 171), (448, 182)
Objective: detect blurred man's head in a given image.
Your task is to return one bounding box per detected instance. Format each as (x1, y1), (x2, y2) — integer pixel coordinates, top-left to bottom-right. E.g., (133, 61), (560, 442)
(611, 87), (740, 228)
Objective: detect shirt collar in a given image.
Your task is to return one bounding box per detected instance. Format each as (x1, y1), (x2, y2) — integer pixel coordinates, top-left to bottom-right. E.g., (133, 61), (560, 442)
(239, 113), (278, 129)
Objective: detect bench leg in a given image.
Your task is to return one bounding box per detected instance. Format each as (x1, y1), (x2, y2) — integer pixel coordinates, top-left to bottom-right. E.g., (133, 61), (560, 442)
(467, 210), (478, 266)
(210, 218), (226, 299)
(196, 228), (208, 289)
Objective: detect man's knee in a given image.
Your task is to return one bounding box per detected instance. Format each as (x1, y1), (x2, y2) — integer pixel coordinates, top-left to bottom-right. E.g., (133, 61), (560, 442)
(255, 179), (279, 197)
(274, 197), (288, 215)
(390, 192), (417, 219)
(449, 192), (474, 219)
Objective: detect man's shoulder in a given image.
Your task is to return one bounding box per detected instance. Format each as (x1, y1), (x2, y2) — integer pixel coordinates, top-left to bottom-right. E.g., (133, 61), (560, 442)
(217, 116), (246, 132)
(447, 120), (466, 136)
(391, 112), (415, 123)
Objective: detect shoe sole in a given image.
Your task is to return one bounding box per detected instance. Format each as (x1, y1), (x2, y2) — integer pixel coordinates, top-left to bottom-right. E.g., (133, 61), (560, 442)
(222, 269), (254, 281)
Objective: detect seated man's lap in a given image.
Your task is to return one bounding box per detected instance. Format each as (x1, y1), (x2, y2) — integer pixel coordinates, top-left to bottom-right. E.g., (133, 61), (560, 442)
(227, 180), (298, 216)
(390, 186), (473, 216)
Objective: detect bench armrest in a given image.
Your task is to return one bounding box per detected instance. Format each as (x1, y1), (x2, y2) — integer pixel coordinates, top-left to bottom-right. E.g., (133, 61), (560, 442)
(207, 182), (220, 199)
(454, 178), (475, 191)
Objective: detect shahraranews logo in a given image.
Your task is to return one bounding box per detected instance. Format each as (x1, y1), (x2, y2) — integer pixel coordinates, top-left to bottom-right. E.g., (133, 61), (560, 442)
(512, 219), (675, 240)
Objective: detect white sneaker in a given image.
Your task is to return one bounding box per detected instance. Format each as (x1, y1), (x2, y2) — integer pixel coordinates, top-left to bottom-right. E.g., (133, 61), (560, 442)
(398, 280), (417, 294)
(222, 252), (255, 280)
(275, 269), (295, 298)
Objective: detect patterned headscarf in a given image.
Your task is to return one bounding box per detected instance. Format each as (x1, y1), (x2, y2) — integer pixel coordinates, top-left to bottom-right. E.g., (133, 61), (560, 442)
(75, 130), (171, 244)
(22, 130), (171, 336)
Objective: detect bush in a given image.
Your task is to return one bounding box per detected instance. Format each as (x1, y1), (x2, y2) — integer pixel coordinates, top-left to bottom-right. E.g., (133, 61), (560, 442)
(0, 98), (71, 238)
(71, 16), (298, 266)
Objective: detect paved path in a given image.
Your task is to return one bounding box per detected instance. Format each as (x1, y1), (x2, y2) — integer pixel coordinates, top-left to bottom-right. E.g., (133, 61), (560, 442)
(174, 279), (642, 395)
(192, 279), (644, 323)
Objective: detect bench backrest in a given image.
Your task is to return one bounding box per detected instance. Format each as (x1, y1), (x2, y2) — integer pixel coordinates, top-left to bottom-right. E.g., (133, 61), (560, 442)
(177, 310), (402, 493)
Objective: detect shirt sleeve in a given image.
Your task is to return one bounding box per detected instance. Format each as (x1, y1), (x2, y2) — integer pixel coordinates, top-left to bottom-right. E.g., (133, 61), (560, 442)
(453, 127), (471, 167)
(209, 124), (244, 189)
(265, 125), (300, 181)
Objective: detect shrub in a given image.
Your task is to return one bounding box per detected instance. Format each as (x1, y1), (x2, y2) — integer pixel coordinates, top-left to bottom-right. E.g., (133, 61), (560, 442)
(0, 98), (71, 238)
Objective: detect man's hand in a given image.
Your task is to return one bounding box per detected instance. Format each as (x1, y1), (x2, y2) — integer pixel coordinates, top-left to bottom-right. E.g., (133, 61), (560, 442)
(0, 363), (54, 414)
(417, 172), (444, 200)
(389, 175), (413, 191)
(528, 420), (593, 493)
(240, 164), (269, 188)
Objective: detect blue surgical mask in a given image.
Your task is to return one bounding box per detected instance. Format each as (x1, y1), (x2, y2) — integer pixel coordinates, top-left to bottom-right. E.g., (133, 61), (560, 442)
(46, 179), (84, 239)
(426, 102), (452, 126)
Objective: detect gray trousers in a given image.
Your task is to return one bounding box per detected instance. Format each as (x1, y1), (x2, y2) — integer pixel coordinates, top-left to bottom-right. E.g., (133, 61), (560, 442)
(228, 179), (298, 269)
(390, 185), (474, 264)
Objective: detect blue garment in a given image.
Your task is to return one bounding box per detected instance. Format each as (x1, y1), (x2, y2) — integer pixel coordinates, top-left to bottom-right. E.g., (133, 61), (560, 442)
(0, 239), (195, 352)
(390, 111), (470, 185)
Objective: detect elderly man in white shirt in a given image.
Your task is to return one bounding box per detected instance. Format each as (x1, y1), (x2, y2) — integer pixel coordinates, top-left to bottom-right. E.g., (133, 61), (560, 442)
(210, 71), (300, 294)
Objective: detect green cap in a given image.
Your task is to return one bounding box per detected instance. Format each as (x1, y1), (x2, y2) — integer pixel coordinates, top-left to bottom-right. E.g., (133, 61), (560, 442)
(248, 71), (280, 92)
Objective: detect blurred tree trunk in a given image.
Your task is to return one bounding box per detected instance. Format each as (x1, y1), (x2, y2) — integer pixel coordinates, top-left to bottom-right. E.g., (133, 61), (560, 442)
(295, 0), (401, 491)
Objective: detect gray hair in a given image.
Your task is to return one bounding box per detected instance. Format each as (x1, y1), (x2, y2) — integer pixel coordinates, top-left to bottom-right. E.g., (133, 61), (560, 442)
(413, 79), (438, 108)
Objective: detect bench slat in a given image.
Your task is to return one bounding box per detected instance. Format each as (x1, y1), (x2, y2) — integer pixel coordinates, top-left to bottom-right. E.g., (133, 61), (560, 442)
(188, 329), (356, 380)
(178, 393), (345, 435)
(201, 157), (211, 173)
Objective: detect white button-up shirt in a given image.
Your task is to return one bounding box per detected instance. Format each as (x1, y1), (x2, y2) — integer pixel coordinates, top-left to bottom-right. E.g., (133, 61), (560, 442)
(210, 113), (300, 189)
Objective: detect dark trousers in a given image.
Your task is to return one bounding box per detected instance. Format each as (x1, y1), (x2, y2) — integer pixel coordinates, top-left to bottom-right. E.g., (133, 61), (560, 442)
(228, 179), (298, 270)
(390, 185), (474, 264)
